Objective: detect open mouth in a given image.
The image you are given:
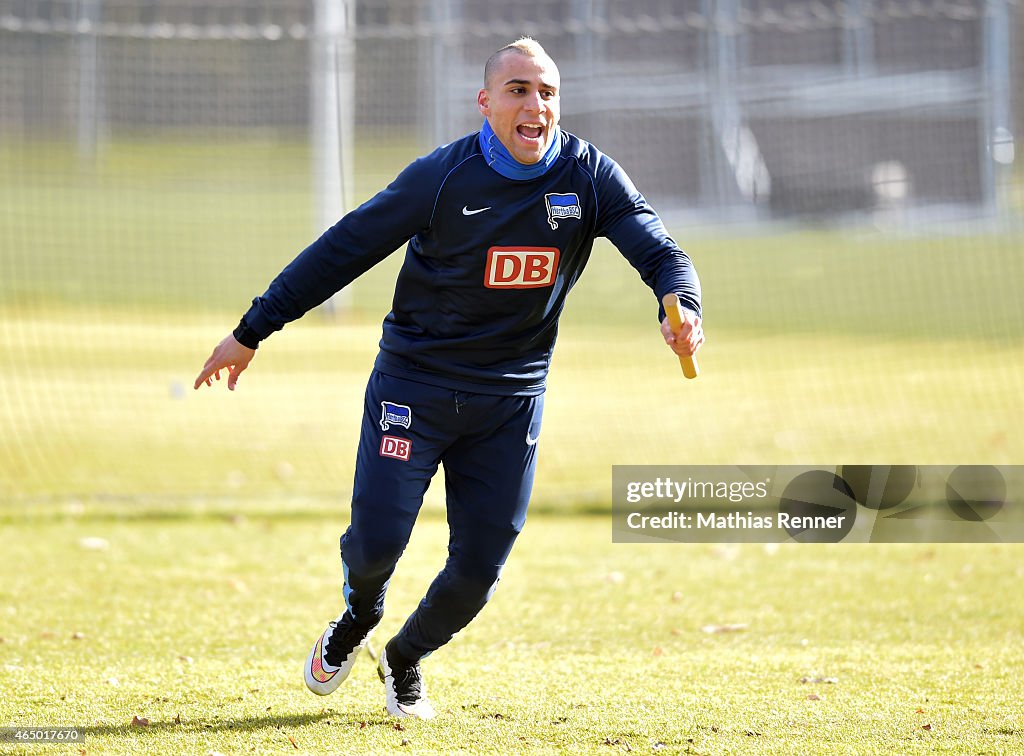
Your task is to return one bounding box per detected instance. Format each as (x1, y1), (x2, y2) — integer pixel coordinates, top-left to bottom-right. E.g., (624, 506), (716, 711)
(516, 124), (544, 142)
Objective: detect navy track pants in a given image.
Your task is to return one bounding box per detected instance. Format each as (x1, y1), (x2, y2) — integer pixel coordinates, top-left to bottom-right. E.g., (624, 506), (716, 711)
(339, 370), (544, 662)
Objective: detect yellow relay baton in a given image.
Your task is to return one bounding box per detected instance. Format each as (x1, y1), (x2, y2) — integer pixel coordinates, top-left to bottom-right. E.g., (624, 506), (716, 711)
(662, 293), (699, 380)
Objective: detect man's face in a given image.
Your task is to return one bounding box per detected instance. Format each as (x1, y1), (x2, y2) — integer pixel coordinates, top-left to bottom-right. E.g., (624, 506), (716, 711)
(477, 52), (561, 165)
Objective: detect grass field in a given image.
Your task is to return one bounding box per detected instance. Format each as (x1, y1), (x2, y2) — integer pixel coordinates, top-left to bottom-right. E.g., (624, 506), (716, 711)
(2, 507), (1023, 754)
(2, 137), (1023, 752)
(1, 139), (1021, 502)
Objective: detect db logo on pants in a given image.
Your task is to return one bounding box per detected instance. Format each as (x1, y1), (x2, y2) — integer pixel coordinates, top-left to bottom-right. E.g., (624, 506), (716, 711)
(380, 435), (412, 461)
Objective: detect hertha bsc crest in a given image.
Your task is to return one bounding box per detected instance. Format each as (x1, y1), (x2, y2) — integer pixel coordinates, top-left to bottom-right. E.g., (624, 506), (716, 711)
(380, 401), (412, 431)
(544, 193), (582, 229)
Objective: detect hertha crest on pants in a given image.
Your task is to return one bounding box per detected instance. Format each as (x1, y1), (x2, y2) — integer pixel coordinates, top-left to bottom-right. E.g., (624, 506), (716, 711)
(380, 402), (412, 431)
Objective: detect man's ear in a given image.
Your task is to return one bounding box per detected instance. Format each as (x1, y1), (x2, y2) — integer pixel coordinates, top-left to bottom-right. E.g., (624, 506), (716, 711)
(477, 89), (490, 117)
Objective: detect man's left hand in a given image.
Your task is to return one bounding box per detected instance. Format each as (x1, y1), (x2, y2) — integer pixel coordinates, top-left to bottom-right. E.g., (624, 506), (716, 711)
(661, 309), (704, 357)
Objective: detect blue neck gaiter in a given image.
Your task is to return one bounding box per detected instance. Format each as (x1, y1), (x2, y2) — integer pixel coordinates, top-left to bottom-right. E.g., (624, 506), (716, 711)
(479, 120), (562, 181)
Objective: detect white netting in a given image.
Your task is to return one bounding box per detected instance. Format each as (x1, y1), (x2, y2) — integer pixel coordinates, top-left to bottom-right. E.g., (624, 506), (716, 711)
(1, 0), (1021, 506)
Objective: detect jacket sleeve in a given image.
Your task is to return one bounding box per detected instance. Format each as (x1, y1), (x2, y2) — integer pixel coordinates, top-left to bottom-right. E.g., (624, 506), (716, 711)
(591, 150), (702, 321)
(238, 154), (442, 344)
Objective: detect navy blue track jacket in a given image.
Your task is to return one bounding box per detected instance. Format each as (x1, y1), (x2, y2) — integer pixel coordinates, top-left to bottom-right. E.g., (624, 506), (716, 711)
(238, 129), (701, 396)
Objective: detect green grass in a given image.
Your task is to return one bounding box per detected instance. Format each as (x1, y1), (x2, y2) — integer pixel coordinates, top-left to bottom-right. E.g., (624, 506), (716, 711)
(0, 135), (416, 314)
(1, 506), (1023, 754)
(1, 136), (1023, 502)
(3, 136), (1023, 339)
(1, 309), (1021, 504)
(1, 136), (1023, 751)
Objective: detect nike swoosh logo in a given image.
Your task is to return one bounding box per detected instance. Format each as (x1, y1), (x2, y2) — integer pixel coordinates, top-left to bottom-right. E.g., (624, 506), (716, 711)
(462, 205), (491, 216)
(310, 631), (337, 683)
(526, 432), (540, 447)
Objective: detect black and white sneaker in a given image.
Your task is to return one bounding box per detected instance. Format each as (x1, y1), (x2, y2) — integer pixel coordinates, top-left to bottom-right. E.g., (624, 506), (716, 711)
(304, 612), (377, 696)
(377, 647), (437, 720)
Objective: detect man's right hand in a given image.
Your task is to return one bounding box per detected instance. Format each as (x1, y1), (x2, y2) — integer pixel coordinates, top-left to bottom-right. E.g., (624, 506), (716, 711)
(194, 334), (256, 391)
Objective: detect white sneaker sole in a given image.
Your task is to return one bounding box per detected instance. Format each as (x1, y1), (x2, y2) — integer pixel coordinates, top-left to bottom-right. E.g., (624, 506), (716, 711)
(304, 621), (375, 696)
(378, 648), (437, 720)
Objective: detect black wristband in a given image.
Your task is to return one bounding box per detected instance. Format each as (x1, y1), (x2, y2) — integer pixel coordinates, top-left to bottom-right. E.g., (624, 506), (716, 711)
(232, 318), (261, 349)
